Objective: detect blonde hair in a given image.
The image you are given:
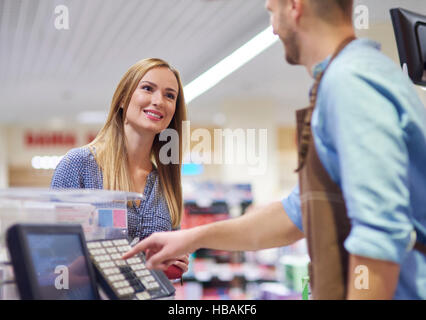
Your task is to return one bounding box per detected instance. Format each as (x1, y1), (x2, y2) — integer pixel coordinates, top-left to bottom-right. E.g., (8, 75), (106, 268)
(88, 58), (187, 228)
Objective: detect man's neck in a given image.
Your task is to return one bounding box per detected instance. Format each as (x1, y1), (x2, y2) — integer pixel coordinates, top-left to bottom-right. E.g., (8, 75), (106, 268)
(301, 24), (356, 77)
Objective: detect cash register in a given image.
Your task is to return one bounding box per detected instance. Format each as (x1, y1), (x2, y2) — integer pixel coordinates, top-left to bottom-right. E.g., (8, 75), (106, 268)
(6, 224), (175, 300)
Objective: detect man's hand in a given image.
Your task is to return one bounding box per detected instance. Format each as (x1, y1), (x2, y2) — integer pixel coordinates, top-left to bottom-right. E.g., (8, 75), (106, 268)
(122, 229), (194, 270)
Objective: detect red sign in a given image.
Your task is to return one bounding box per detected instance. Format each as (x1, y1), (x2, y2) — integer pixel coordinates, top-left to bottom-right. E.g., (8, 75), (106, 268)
(25, 131), (76, 147)
(25, 131), (99, 148)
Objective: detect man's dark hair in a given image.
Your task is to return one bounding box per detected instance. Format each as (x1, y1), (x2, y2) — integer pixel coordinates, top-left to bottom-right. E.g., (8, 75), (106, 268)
(308, 0), (354, 22)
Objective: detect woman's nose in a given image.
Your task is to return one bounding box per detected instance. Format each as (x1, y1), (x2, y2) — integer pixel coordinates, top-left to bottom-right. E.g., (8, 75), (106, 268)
(152, 91), (164, 106)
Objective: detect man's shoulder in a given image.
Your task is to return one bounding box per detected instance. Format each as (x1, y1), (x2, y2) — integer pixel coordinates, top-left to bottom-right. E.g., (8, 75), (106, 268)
(327, 38), (401, 80)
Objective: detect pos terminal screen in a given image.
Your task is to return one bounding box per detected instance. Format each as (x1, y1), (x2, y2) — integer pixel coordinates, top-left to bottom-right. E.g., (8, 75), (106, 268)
(25, 233), (97, 300)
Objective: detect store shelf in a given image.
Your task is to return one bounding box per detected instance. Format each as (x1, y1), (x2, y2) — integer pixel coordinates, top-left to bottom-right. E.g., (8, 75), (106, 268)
(179, 182), (309, 300)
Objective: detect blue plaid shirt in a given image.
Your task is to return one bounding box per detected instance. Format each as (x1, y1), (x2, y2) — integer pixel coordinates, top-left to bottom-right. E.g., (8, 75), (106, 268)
(282, 39), (426, 299)
(51, 147), (173, 241)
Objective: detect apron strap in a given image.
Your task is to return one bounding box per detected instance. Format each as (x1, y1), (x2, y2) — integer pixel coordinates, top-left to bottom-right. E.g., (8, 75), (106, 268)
(414, 241), (426, 255)
(296, 35), (356, 172)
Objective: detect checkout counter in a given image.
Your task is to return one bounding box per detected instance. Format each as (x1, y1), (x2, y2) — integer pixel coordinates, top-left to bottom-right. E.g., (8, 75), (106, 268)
(0, 188), (175, 300)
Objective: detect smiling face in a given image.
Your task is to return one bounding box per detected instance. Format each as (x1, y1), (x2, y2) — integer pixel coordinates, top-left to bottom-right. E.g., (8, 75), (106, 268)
(125, 66), (179, 135)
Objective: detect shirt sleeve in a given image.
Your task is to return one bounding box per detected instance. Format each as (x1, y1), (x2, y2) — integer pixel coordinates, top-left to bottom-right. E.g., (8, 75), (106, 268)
(50, 149), (83, 189)
(282, 184), (304, 232)
(322, 66), (414, 264)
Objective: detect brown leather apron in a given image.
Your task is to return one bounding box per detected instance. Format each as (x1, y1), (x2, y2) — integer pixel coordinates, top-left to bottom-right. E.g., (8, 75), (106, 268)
(295, 36), (426, 300)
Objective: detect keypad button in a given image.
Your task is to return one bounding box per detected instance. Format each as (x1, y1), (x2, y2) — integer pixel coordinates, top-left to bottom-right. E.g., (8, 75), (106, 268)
(136, 292), (151, 300)
(124, 287), (135, 294)
(95, 255), (111, 262)
(130, 264), (145, 271)
(87, 242), (102, 249)
(121, 280), (130, 287)
(89, 248), (107, 256)
(108, 274), (125, 282)
(135, 270), (149, 277)
(99, 261), (114, 269)
(94, 255), (104, 262)
(117, 245), (132, 252)
(113, 239), (128, 246)
(113, 282), (122, 289)
(117, 289), (129, 297)
(103, 267), (120, 275)
(117, 287), (134, 297)
(113, 280), (130, 289)
(114, 260), (127, 267)
(129, 279), (142, 286)
(88, 249), (98, 255)
(147, 283), (155, 290)
(119, 266), (132, 274)
(101, 240), (114, 247)
(106, 247), (118, 254)
(127, 257), (143, 265)
(110, 253), (122, 260)
(134, 283), (145, 293)
(123, 273), (134, 281)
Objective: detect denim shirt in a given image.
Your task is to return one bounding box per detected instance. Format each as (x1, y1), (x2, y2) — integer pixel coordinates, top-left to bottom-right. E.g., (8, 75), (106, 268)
(282, 39), (426, 299)
(51, 147), (173, 241)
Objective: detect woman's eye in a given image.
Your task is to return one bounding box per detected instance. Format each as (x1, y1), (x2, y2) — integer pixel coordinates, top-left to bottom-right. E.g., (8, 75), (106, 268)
(142, 85), (152, 91)
(166, 93), (175, 100)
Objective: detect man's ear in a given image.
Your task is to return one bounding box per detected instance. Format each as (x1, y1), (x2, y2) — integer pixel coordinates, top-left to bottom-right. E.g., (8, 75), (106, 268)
(289, 0), (304, 24)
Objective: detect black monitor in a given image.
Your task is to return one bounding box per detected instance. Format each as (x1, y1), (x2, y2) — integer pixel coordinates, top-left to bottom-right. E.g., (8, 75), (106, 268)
(6, 224), (100, 300)
(390, 8), (426, 86)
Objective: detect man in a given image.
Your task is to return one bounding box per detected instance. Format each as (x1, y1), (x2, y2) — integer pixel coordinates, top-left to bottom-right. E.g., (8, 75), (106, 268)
(124, 0), (426, 299)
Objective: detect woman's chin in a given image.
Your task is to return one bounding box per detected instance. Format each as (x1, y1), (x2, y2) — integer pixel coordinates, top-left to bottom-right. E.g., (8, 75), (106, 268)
(137, 124), (166, 136)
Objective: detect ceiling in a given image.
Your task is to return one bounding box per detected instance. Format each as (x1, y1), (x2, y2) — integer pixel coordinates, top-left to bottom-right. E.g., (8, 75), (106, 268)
(0, 0), (425, 126)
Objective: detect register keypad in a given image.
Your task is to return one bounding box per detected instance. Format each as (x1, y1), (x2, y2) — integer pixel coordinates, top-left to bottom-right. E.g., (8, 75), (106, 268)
(88, 238), (172, 300)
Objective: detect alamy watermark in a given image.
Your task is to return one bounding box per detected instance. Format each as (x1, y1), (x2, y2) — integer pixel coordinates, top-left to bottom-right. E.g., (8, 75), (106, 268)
(54, 265), (69, 290)
(354, 5), (369, 30)
(354, 264), (369, 290)
(159, 121), (268, 176)
(53, 4), (369, 31)
(54, 5), (69, 30)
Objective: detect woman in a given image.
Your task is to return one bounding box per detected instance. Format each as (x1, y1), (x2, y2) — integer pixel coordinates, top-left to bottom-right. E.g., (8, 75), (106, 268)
(51, 58), (188, 276)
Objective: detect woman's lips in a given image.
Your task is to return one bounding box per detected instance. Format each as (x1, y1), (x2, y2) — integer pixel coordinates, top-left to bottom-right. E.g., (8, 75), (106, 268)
(143, 109), (163, 121)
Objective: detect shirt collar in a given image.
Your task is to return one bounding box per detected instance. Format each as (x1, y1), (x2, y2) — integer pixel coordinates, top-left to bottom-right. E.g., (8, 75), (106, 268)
(312, 56), (331, 78)
(311, 38), (381, 78)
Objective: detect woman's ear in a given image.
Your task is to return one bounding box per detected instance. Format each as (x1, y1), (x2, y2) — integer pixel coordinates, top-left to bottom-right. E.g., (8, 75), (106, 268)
(119, 104), (127, 124)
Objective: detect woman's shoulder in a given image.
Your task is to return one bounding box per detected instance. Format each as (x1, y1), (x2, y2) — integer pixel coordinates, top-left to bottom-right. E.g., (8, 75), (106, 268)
(64, 146), (93, 159)
(62, 146), (97, 166)
(51, 146), (101, 189)
(56, 146), (99, 177)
